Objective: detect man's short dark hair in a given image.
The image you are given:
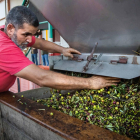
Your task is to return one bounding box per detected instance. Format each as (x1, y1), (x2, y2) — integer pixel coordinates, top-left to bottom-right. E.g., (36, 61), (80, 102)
(4, 6), (39, 32)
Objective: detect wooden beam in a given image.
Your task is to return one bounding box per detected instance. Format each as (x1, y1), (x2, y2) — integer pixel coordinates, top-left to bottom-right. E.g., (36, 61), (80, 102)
(0, 0), (4, 3)
(0, 17), (5, 21)
(7, 0), (10, 11)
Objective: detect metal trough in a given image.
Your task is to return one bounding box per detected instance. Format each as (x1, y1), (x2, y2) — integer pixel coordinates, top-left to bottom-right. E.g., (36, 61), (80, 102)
(30, 0), (140, 79)
(0, 88), (131, 140)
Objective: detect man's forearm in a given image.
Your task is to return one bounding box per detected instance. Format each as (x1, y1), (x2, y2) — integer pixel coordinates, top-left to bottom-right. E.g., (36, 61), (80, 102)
(39, 39), (64, 53)
(40, 70), (90, 90)
(33, 38), (81, 58)
(15, 64), (120, 90)
(44, 40), (64, 53)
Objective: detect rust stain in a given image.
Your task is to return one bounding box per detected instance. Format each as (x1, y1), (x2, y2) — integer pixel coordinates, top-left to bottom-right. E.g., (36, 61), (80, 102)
(132, 56), (138, 65)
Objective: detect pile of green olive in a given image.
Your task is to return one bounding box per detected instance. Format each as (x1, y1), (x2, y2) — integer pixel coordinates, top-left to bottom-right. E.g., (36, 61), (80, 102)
(36, 73), (140, 140)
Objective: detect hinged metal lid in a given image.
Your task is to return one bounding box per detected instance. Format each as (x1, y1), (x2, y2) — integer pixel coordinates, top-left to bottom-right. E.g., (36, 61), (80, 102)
(31, 0), (140, 54)
(30, 0), (140, 79)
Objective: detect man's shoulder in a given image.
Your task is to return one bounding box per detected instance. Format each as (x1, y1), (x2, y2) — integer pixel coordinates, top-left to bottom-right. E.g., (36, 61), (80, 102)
(0, 25), (5, 29)
(0, 30), (10, 41)
(0, 33), (20, 52)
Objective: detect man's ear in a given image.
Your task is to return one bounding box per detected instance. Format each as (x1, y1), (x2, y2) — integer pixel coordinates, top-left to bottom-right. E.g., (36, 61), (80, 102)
(6, 24), (15, 37)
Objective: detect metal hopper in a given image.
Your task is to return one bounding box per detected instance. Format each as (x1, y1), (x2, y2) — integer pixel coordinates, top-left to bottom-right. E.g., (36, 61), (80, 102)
(30, 0), (140, 79)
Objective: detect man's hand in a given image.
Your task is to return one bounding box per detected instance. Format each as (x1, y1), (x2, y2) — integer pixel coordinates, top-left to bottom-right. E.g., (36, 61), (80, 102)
(89, 76), (120, 89)
(62, 48), (81, 58)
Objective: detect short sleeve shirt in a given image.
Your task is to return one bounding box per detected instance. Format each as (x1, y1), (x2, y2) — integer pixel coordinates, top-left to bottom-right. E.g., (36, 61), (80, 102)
(0, 28), (36, 92)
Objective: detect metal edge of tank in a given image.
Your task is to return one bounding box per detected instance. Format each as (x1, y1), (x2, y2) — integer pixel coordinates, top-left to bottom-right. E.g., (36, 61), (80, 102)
(0, 104), (4, 140)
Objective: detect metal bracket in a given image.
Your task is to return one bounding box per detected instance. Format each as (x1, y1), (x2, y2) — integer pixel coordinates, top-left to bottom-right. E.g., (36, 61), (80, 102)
(110, 56), (128, 64)
(72, 57), (84, 62)
(83, 42), (98, 72)
(94, 53), (103, 64)
(132, 56), (139, 65)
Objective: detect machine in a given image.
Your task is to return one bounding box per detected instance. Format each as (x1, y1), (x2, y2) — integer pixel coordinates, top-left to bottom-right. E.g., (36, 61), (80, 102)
(0, 0), (140, 139)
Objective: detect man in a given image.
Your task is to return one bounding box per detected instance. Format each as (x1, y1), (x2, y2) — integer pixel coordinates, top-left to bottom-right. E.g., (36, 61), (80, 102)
(31, 47), (38, 65)
(41, 38), (49, 66)
(0, 6), (120, 93)
(41, 49), (49, 66)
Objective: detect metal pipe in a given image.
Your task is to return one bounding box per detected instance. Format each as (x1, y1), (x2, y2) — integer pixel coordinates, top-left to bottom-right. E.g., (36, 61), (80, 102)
(22, 0), (27, 6)
(25, 47), (31, 57)
(5, 0), (7, 16)
(17, 78), (21, 93)
(48, 23), (53, 42)
(39, 21), (48, 24)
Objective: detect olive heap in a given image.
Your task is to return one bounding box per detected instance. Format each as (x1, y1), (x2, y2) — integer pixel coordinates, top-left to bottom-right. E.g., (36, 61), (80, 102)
(36, 73), (140, 140)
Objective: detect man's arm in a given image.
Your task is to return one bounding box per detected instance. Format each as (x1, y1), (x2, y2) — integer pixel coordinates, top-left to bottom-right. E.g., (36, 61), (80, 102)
(15, 64), (120, 90)
(32, 38), (81, 58)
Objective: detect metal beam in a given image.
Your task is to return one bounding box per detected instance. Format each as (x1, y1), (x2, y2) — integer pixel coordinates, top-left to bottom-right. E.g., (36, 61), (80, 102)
(22, 0), (27, 6)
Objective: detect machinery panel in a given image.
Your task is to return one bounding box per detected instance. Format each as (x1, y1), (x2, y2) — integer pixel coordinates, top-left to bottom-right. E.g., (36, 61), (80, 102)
(30, 0), (140, 54)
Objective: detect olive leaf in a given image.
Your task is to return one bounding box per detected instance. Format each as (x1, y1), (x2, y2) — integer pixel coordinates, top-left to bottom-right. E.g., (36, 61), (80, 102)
(69, 111), (72, 116)
(130, 106), (136, 110)
(71, 96), (75, 102)
(120, 110), (124, 114)
(90, 95), (93, 101)
(132, 88), (137, 92)
(106, 126), (114, 131)
(106, 124), (114, 128)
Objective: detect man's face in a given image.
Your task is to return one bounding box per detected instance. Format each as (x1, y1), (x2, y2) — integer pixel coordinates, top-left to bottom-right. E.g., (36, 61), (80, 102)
(11, 23), (38, 50)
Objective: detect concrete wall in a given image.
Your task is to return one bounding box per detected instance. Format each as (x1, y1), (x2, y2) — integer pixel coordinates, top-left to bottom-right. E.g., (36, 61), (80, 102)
(0, 19), (5, 26)
(10, 0), (22, 9)
(0, 1), (6, 26)
(0, 0), (23, 26)
(0, 1), (5, 19)
(42, 30), (47, 40)
(60, 37), (69, 48)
